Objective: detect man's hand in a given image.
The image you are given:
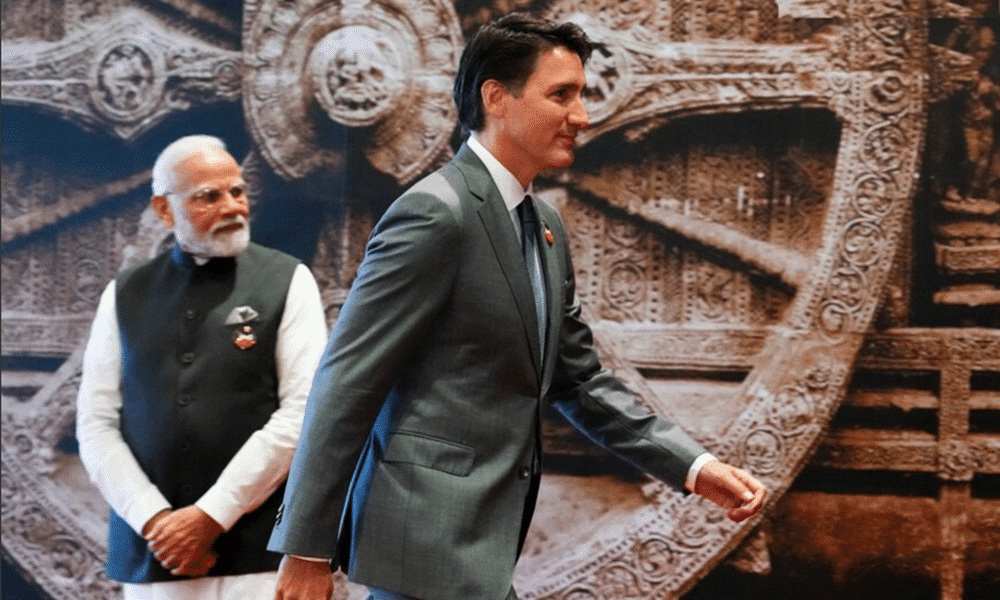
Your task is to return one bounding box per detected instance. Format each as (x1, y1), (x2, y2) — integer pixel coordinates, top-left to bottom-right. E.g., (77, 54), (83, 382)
(141, 508), (170, 538)
(693, 459), (767, 522)
(275, 556), (334, 600)
(144, 505), (224, 576)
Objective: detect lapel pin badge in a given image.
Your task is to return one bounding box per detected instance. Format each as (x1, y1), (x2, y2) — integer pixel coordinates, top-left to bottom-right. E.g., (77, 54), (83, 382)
(543, 222), (554, 246)
(225, 305), (259, 325)
(233, 325), (257, 350)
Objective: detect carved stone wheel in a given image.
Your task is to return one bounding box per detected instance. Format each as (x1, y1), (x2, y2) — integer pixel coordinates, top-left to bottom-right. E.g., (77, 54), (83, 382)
(1, 1), (938, 600)
(508, 2), (931, 599)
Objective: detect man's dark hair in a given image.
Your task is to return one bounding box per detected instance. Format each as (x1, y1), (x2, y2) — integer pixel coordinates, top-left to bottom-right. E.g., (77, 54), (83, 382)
(454, 13), (593, 132)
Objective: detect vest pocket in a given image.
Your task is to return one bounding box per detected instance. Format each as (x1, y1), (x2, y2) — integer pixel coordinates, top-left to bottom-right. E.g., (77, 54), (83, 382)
(383, 430), (475, 477)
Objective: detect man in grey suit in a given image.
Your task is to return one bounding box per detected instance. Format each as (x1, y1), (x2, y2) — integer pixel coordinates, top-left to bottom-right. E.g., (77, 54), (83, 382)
(270, 13), (766, 600)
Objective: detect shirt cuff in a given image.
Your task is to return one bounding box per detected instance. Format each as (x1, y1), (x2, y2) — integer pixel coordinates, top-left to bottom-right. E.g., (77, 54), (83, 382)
(685, 452), (717, 493)
(195, 487), (243, 532)
(286, 555), (332, 563)
(124, 486), (172, 535)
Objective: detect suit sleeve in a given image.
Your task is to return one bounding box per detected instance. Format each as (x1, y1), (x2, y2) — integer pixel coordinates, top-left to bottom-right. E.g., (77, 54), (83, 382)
(268, 191), (461, 562)
(545, 215), (707, 489)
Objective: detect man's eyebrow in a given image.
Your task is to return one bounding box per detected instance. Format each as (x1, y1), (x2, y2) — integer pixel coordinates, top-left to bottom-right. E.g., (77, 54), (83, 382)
(194, 180), (247, 191)
(549, 81), (583, 92)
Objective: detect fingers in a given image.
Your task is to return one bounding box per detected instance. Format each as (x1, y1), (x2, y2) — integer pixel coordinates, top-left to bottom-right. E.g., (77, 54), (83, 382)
(147, 534), (184, 561)
(145, 506), (224, 575)
(148, 535), (211, 575)
(715, 465), (753, 508)
(724, 467), (767, 522)
(153, 547), (217, 576)
(726, 489), (763, 521)
(170, 550), (217, 576)
(141, 509), (171, 538)
(694, 461), (768, 522)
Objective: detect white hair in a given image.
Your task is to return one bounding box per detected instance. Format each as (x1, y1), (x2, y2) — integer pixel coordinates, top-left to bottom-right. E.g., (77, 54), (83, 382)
(151, 135), (228, 197)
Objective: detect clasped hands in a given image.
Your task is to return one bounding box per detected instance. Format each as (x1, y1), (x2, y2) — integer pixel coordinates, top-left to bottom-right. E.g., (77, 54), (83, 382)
(143, 505), (224, 577)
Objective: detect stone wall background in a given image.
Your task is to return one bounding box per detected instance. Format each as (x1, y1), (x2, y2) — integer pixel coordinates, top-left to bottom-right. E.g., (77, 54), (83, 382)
(2, 1), (998, 599)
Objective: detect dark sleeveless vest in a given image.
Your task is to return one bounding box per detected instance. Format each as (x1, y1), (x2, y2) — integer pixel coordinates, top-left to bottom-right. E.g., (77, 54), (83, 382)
(107, 243), (299, 583)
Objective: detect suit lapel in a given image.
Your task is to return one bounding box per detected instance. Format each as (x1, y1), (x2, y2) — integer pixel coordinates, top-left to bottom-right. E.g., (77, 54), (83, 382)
(455, 145), (544, 375)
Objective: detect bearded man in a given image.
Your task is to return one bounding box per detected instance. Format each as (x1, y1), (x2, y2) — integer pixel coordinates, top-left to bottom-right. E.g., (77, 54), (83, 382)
(76, 135), (328, 600)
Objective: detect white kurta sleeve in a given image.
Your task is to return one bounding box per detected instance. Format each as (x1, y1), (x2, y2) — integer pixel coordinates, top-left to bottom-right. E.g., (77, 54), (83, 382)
(195, 263), (328, 530)
(77, 281), (172, 535)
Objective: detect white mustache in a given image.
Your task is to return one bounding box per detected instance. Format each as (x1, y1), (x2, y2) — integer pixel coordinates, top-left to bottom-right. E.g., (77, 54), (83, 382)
(211, 215), (248, 234)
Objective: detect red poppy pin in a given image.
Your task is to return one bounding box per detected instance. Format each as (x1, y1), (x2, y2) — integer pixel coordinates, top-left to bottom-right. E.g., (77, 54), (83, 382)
(233, 325), (257, 350)
(543, 222), (554, 245)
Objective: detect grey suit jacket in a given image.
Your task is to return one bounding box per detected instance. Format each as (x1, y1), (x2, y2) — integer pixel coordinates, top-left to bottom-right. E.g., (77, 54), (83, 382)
(268, 143), (707, 600)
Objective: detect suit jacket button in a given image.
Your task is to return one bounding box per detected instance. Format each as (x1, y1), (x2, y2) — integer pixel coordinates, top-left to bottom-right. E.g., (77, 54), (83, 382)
(518, 466), (531, 479)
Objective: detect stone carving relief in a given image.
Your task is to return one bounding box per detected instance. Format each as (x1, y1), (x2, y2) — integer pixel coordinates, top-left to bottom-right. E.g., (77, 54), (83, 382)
(243, 0), (462, 186)
(2, 9), (241, 139)
(510, 0), (930, 598)
(3, 1), (997, 600)
(926, 18), (1000, 310)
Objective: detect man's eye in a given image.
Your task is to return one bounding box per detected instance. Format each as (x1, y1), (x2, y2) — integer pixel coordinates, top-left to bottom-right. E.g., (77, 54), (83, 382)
(194, 190), (221, 203)
(230, 186), (245, 198)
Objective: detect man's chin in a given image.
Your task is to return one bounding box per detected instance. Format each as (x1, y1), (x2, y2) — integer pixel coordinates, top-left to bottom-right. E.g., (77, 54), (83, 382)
(203, 228), (250, 257)
(216, 229), (251, 256)
(546, 151), (576, 170)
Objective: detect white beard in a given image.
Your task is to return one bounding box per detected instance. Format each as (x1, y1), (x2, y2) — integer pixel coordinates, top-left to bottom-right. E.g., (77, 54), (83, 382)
(174, 215), (251, 258)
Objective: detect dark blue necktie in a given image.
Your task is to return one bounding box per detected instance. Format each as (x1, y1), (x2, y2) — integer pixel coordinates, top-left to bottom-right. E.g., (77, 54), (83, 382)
(517, 197), (546, 356)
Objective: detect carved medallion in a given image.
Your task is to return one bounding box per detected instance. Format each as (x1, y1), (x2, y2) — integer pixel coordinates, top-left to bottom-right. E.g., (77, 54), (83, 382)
(243, 0), (462, 186)
(2, 10), (242, 139)
(90, 42), (163, 121)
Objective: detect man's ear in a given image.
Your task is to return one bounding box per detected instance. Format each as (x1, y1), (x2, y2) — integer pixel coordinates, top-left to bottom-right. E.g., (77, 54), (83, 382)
(480, 79), (508, 120)
(151, 195), (175, 228)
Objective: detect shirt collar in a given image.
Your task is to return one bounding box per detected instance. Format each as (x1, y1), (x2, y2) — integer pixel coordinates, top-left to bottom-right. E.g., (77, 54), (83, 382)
(170, 245), (235, 272)
(467, 133), (533, 212)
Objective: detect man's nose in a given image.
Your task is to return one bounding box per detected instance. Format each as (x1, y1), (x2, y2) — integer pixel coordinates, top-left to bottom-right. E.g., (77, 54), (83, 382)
(221, 190), (249, 217)
(569, 96), (589, 129)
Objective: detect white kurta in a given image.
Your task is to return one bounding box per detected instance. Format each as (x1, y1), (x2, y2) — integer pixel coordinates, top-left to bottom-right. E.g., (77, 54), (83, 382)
(77, 263), (328, 600)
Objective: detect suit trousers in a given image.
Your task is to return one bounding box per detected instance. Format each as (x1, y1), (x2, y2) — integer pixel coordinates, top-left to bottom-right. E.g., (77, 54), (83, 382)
(367, 586), (518, 600)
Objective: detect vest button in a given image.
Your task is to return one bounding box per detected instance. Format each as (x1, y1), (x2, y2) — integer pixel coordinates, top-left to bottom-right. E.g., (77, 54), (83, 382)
(180, 484), (195, 495)
(518, 466), (531, 479)
(179, 441), (191, 452)
(185, 309), (196, 320)
(178, 394), (191, 406)
(181, 352), (194, 365)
